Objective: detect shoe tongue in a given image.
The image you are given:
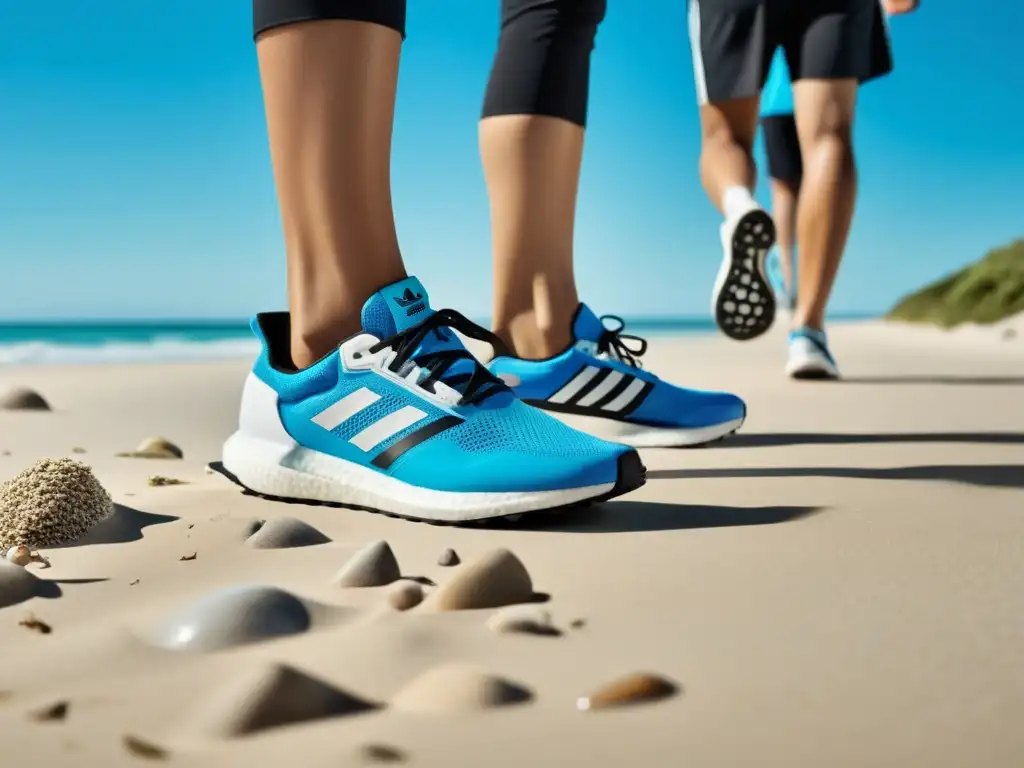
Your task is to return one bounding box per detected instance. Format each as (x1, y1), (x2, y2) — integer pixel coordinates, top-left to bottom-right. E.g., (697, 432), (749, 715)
(572, 304), (606, 343)
(359, 276), (479, 390)
(361, 276), (434, 339)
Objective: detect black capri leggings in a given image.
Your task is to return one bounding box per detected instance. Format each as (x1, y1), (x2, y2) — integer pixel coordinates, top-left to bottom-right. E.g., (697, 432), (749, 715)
(252, 0), (607, 127)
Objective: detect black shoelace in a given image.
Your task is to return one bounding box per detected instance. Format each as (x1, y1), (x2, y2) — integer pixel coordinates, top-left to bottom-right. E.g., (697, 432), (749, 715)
(596, 315), (648, 368)
(363, 309), (510, 406)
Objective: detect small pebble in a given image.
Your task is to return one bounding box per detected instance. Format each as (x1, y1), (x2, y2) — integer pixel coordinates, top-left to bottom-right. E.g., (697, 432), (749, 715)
(122, 734), (168, 760)
(486, 605), (559, 636)
(148, 476), (185, 487)
(129, 579), (140, 586)
(118, 437), (183, 460)
(5, 546), (32, 567)
(360, 743), (406, 763)
(576, 672), (679, 711)
(387, 582), (424, 611)
(30, 700), (69, 722)
(570, 618), (587, 630)
(71, 447), (86, 454)
(437, 548), (460, 567)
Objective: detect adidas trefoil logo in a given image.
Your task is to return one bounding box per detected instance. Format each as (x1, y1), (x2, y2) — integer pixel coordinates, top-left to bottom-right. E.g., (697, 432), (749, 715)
(393, 288), (425, 317)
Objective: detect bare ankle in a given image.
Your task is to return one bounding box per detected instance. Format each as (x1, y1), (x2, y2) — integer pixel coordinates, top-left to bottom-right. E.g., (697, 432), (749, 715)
(290, 314), (360, 369)
(495, 311), (573, 360)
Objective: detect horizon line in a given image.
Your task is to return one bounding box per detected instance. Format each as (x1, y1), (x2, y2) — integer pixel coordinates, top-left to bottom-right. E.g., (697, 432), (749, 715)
(0, 311), (882, 327)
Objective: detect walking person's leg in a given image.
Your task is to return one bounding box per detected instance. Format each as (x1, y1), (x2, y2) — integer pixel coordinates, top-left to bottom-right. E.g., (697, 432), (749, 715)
(761, 113), (802, 309)
(482, 0), (747, 448)
(214, 0), (645, 525)
(784, 0), (901, 379)
(688, 0), (780, 342)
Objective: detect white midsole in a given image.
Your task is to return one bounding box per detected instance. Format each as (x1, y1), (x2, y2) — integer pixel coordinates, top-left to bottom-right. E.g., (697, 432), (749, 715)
(545, 412), (745, 449)
(785, 352), (840, 379)
(220, 432), (615, 522)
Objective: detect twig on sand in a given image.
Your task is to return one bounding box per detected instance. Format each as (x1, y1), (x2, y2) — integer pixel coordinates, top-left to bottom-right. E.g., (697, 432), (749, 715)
(19, 614), (52, 634)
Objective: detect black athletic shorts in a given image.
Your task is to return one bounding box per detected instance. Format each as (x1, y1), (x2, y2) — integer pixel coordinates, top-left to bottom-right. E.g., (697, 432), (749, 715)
(761, 113), (802, 184)
(687, 0), (893, 104)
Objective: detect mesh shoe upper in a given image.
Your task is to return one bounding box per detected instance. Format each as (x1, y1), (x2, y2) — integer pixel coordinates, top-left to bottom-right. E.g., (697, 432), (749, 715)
(489, 304), (746, 430)
(249, 279), (630, 494)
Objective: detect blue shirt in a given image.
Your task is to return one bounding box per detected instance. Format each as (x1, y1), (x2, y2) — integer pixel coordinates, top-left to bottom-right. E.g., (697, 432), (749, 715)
(760, 49), (793, 117)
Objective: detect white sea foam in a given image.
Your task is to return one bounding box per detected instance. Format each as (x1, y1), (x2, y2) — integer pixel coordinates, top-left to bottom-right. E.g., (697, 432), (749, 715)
(0, 338), (260, 366)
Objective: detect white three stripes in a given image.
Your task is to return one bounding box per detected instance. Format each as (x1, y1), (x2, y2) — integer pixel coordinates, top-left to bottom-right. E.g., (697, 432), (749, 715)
(547, 366), (646, 413)
(577, 370), (624, 407)
(311, 387), (426, 452)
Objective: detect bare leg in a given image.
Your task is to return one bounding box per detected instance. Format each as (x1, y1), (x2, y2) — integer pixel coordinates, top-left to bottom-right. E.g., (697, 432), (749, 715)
(791, 79), (858, 331)
(257, 20), (406, 368)
(768, 177), (799, 296)
(482, 116), (583, 359)
(698, 97), (761, 213)
(480, 0), (605, 360)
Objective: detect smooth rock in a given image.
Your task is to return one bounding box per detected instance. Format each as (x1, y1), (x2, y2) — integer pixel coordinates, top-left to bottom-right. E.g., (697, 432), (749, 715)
(151, 585), (312, 652)
(576, 672), (679, 711)
(429, 548), (533, 612)
(390, 663), (532, 714)
(387, 582), (424, 611)
(334, 540), (401, 588)
(118, 437), (183, 459)
(0, 388), (50, 411)
(437, 548), (460, 567)
(179, 662), (375, 739)
(245, 517), (330, 549)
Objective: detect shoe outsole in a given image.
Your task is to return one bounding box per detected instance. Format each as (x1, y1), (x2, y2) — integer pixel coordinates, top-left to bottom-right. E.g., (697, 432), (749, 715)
(789, 368), (840, 381)
(714, 209), (777, 341)
(206, 450), (647, 528)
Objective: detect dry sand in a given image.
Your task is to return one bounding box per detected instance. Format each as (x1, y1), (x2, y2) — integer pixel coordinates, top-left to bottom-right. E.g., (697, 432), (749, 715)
(0, 320), (1022, 767)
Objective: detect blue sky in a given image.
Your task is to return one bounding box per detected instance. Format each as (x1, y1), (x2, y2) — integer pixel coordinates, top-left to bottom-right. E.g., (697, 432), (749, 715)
(0, 0), (1020, 320)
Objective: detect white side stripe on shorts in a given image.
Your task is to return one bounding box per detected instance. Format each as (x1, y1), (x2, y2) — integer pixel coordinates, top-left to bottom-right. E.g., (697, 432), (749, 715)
(548, 366), (601, 404)
(602, 377), (647, 413)
(688, 0), (709, 105)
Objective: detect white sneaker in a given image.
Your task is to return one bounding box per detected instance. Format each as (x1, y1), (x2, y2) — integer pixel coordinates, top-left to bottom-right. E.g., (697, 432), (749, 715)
(712, 205), (777, 341)
(786, 328), (840, 380)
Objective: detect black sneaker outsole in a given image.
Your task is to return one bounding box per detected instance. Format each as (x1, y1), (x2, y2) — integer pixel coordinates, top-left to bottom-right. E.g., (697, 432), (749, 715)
(715, 209), (777, 341)
(790, 369), (840, 381)
(205, 450), (647, 528)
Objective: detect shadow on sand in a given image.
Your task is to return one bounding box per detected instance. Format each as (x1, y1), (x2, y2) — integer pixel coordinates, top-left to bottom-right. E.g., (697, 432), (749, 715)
(513, 501), (823, 534)
(705, 431), (1024, 449)
(50, 504), (179, 548)
(647, 464), (1024, 490)
(839, 375), (1024, 386)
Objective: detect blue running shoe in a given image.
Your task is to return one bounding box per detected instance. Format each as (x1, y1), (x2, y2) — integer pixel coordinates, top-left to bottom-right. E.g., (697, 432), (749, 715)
(487, 305), (747, 448)
(785, 327), (840, 380)
(214, 278), (644, 524)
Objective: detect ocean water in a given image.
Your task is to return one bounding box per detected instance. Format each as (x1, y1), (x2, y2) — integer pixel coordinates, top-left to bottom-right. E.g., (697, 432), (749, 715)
(0, 317), (722, 366)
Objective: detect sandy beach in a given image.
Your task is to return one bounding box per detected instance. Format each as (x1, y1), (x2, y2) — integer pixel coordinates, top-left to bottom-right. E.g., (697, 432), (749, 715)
(1, 320), (1022, 768)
